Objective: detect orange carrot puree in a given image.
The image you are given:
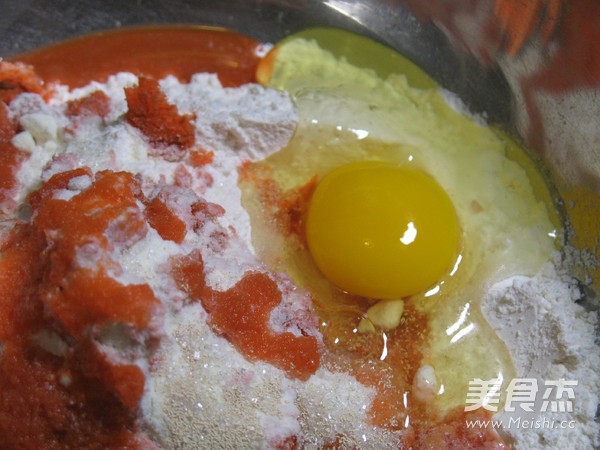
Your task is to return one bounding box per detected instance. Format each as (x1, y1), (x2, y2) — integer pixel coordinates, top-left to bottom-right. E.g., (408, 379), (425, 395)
(10, 25), (262, 88)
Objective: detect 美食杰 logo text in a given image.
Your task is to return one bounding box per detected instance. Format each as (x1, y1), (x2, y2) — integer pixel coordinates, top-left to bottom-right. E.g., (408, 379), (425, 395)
(463, 377), (578, 430)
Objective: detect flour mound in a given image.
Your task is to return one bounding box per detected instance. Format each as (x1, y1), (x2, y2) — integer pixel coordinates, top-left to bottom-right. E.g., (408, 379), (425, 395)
(482, 262), (600, 449)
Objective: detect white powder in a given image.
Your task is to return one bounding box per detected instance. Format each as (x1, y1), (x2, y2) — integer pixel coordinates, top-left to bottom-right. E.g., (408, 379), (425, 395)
(482, 262), (600, 449)
(160, 73), (297, 249)
(142, 302), (302, 449)
(296, 370), (403, 449)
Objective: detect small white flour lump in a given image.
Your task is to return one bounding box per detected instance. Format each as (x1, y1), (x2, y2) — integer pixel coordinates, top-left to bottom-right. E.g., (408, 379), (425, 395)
(3, 64), (598, 450)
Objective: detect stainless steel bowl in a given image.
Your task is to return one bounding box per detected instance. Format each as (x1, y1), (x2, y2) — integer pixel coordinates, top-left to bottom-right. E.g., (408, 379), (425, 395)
(1, 1), (599, 448)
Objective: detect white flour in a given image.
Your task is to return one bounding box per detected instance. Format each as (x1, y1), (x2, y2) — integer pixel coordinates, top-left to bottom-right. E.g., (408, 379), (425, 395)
(482, 262), (600, 449)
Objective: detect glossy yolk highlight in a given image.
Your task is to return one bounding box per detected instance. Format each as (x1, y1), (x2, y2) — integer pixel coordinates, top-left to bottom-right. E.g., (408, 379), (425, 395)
(306, 161), (459, 299)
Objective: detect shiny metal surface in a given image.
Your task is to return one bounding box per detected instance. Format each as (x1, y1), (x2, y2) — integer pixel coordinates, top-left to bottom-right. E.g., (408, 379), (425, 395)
(0, 0), (598, 289)
(0, 0), (512, 124)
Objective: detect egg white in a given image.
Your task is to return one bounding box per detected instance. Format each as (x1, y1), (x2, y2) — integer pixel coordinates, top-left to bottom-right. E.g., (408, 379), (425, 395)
(245, 38), (559, 412)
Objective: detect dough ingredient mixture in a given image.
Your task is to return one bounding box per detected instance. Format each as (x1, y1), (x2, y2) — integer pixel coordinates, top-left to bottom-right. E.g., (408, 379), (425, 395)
(0, 26), (597, 449)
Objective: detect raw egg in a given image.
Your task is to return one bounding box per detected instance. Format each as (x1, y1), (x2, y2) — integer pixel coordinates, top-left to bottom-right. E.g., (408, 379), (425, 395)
(306, 161), (459, 299)
(245, 28), (559, 414)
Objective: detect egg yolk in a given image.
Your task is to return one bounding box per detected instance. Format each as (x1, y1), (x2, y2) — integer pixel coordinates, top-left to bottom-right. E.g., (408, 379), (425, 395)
(306, 161), (459, 299)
